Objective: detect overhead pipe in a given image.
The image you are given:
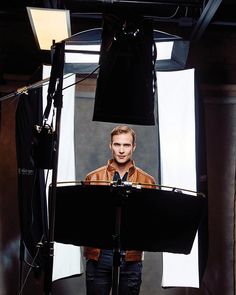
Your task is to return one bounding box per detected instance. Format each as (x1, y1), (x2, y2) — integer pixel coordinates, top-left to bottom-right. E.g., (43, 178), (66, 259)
(65, 0), (202, 15)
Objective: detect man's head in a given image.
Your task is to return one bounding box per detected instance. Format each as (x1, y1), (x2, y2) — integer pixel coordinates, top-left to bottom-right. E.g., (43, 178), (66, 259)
(110, 125), (136, 166)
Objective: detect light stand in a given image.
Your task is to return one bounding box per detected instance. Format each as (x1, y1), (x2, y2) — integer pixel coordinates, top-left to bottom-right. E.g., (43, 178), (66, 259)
(43, 41), (65, 295)
(110, 180), (132, 295)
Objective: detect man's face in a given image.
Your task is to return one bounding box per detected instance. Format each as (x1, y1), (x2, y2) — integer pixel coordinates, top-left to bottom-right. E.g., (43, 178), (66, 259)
(110, 133), (136, 165)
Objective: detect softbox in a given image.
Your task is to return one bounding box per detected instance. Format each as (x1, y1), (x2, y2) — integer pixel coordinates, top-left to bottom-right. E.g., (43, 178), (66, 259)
(93, 13), (156, 125)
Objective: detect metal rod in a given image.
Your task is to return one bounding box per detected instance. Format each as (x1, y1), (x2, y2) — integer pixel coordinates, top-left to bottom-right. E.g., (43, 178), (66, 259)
(43, 41), (65, 295)
(190, 0), (222, 41)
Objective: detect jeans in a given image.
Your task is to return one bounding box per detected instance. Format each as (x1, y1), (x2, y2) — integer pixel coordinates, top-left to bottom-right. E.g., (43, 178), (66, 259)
(86, 249), (143, 295)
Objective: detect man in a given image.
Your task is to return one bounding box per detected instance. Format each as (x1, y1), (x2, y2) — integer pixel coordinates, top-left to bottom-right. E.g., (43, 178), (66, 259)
(84, 125), (156, 295)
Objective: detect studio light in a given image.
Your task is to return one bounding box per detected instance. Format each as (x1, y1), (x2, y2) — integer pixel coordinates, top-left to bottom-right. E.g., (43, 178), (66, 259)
(62, 14), (189, 126)
(91, 13), (156, 125)
(27, 7), (71, 51)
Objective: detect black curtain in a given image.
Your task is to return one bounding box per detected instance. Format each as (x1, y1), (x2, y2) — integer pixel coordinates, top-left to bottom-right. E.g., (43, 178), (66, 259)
(15, 66), (48, 272)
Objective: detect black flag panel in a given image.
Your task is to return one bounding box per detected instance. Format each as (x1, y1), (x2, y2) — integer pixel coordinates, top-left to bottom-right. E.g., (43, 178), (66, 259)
(54, 184), (207, 255)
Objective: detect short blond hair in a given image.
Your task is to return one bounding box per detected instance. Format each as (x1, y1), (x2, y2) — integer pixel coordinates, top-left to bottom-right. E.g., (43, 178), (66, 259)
(110, 125), (136, 145)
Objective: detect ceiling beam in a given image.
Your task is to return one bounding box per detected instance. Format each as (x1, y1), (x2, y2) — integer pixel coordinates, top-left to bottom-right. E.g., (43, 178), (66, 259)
(190, 0), (222, 41)
(65, 0), (202, 14)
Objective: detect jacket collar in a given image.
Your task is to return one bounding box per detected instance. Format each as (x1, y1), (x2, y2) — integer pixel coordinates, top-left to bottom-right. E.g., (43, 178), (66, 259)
(107, 159), (136, 176)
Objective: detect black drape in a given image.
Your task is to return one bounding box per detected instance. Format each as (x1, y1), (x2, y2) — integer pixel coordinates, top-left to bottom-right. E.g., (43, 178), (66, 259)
(15, 66), (48, 270)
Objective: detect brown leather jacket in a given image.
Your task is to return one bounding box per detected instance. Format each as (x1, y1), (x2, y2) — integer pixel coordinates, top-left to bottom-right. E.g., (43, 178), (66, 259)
(83, 159), (156, 262)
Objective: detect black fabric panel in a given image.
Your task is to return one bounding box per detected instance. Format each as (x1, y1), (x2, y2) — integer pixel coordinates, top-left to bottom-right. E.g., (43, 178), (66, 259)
(93, 14), (156, 125)
(15, 67), (48, 269)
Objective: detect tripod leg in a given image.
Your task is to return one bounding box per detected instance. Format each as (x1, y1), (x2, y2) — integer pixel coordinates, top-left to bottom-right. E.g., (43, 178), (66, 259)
(18, 239), (25, 294)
